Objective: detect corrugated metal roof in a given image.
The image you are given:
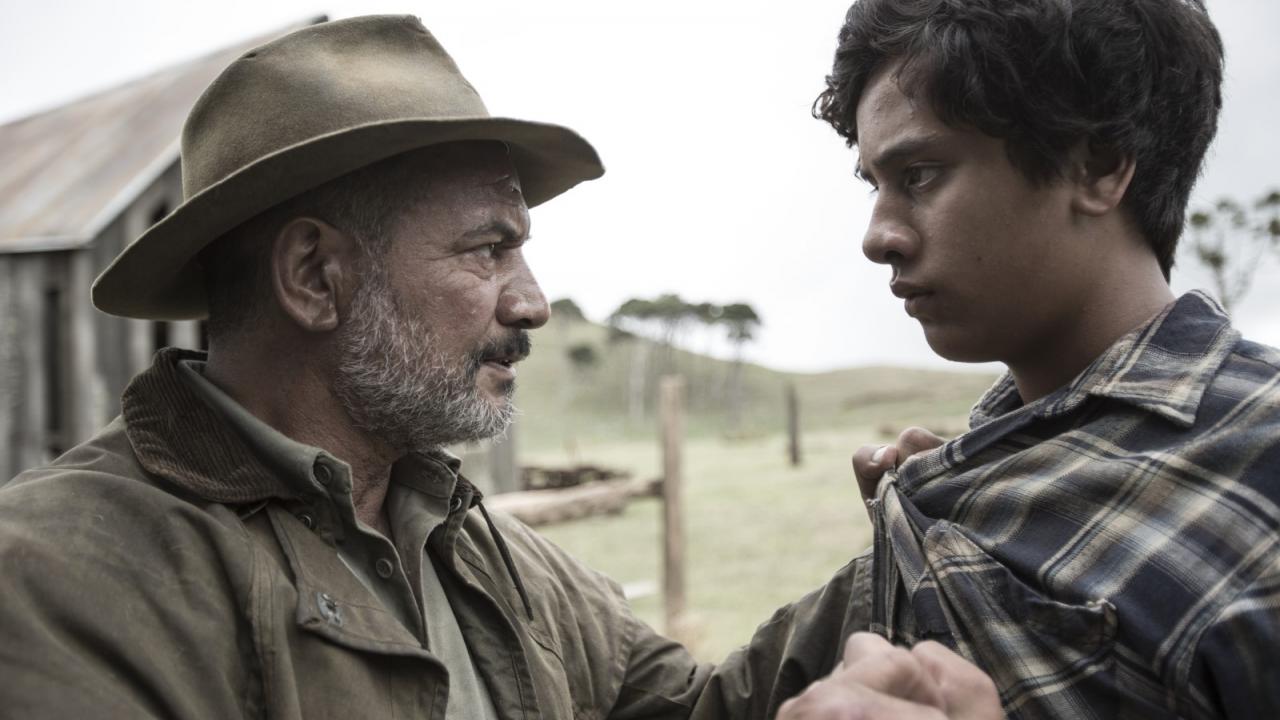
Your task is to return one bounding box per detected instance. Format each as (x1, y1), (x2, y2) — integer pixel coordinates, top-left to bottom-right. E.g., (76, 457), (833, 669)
(0, 17), (324, 254)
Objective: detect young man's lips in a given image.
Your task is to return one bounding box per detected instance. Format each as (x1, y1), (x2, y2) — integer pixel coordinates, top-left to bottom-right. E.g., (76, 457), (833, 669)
(903, 292), (933, 317)
(889, 279), (933, 315)
(890, 281), (934, 317)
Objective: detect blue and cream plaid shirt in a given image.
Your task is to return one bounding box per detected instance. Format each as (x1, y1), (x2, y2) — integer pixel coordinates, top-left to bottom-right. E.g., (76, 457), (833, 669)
(868, 292), (1280, 719)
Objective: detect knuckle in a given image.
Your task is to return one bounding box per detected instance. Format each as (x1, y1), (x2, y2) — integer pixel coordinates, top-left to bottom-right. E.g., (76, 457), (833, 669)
(881, 645), (921, 677)
(843, 631), (886, 659)
(898, 426), (933, 445)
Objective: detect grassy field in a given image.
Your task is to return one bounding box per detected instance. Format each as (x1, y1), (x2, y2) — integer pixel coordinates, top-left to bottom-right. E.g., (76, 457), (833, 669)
(524, 427), (880, 662)
(502, 315), (995, 662)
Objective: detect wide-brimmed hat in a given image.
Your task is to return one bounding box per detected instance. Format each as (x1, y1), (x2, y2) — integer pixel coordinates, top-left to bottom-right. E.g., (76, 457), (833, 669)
(93, 14), (604, 320)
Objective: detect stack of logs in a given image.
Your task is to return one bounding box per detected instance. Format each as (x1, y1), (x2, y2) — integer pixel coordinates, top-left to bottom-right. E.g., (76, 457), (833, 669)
(488, 464), (661, 527)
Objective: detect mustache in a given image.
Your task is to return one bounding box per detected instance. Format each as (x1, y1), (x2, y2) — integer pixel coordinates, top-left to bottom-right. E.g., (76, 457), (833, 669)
(472, 330), (532, 366)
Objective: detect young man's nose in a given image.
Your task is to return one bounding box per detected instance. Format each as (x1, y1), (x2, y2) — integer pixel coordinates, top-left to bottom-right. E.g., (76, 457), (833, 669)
(862, 203), (920, 267)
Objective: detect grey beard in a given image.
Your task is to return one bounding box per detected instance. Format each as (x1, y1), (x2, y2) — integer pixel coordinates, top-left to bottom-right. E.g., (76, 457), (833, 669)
(333, 270), (515, 453)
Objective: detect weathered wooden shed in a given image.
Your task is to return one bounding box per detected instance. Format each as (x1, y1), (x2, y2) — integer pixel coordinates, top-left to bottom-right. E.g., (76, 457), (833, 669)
(0, 20), (317, 478)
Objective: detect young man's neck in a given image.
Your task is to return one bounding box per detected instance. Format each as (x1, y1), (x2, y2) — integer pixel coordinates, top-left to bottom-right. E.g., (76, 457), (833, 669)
(1007, 248), (1174, 404)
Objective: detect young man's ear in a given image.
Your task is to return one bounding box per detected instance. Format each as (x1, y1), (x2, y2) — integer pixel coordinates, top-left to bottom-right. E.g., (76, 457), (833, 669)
(270, 217), (357, 332)
(1071, 142), (1136, 217)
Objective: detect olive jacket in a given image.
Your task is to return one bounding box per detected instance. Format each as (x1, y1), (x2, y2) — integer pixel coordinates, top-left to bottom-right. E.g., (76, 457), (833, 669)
(0, 349), (872, 719)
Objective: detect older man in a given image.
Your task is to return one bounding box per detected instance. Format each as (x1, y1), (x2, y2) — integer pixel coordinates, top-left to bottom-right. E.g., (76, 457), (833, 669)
(0, 14), (997, 719)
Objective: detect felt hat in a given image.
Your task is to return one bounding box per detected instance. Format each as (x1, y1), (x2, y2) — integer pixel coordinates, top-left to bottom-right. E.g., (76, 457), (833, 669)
(93, 15), (604, 319)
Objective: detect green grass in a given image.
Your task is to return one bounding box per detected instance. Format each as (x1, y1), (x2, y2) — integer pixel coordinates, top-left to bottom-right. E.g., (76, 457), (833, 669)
(504, 315), (995, 661)
(525, 425), (906, 662)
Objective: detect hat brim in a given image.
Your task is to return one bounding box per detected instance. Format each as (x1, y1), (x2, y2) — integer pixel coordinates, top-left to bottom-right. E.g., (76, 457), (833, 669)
(92, 117), (604, 320)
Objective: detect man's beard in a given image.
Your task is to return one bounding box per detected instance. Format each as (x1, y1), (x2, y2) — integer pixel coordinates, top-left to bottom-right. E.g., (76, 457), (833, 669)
(333, 268), (530, 453)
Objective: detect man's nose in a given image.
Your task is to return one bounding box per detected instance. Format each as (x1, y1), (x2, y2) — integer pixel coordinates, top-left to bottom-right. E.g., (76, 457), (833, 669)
(861, 199), (919, 267)
(497, 260), (550, 330)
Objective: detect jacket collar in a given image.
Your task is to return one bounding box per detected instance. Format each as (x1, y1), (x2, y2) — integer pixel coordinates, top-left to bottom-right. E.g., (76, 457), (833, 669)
(122, 348), (478, 506)
(971, 291), (1239, 430)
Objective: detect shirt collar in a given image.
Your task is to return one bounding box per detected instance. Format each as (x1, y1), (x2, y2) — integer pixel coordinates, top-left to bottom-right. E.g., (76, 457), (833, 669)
(178, 358), (342, 498)
(970, 291), (1239, 429)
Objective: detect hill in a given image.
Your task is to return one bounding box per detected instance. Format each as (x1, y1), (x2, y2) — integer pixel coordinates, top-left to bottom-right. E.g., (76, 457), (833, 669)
(513, 315), (998, 453)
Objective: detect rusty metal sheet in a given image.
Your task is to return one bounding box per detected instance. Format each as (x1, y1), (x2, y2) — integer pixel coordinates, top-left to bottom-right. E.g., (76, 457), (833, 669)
(0, 18), (321, 253)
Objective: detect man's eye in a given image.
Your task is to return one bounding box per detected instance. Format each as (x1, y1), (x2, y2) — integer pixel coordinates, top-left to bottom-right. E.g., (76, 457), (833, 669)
(474, 243), (499, 258)
(904, 166), (941, 190)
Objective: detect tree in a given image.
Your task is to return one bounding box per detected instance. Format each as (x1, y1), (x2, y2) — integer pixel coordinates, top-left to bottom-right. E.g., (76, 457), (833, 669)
(566, 343), (599, 372)
(608, 299), (657, 424)
(1186, 189), (1280, 314)
(609, 294), (699, 375)
(550, 297), (586, 322)
(717, 303), (762, 432)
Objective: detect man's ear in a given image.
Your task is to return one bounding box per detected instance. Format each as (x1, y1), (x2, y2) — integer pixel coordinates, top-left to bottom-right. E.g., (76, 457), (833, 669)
(270, 217), (356, 332)
(1070, 142), (1136, 217)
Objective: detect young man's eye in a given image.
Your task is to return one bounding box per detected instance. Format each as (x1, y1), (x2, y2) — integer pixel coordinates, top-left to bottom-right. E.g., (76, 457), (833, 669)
(904, 165), (941, 190)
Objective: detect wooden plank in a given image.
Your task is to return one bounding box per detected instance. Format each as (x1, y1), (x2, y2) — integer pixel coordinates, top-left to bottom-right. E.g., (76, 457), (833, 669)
(14, 256), (47, 471)
(786, 382), (802, 467)
(488, 418), (519, 494)
(0, 257), (14, 478)
(660, 375), (687, 636)
(486, 476), (658, 527)
(169, 320), (200, 350)
(67, 249), (105, 446)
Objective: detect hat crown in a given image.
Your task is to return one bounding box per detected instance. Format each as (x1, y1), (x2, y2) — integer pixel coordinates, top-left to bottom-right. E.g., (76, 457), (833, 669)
(181, 15), (488, 199)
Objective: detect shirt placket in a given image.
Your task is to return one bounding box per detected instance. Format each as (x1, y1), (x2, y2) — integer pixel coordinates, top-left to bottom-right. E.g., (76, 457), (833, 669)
(310, 455), (426, 642)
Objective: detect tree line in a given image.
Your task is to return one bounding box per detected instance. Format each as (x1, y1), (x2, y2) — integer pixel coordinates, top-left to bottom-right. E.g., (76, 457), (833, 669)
(1185, 188), (1280, 313)
(550, 295), (762, 430)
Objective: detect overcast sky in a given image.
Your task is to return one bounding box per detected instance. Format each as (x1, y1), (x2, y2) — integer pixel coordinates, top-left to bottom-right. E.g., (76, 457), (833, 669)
(2, 0), (1277, 372)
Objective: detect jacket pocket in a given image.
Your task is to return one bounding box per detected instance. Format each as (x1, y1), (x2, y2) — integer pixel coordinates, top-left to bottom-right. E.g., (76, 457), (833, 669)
(923, 521), (1118, 719)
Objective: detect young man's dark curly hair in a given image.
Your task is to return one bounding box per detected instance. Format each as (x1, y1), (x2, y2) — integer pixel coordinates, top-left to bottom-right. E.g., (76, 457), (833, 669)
(813, 0), (1224, 279)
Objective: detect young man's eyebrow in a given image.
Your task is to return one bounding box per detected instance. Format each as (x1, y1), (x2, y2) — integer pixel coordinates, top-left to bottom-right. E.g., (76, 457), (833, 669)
(858, 134), (942, 181)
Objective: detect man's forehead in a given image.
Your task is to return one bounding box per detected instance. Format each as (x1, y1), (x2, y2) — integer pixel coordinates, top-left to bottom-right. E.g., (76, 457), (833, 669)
(412, 143), (524, 202)
(478, 170), (524, 204)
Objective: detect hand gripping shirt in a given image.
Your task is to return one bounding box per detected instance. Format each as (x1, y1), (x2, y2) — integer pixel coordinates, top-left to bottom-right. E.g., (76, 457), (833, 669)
(867, 292), (1280, 719)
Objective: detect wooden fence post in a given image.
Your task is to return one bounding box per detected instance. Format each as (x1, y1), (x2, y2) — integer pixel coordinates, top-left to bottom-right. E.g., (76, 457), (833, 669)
(488, 416), (520, 494)
(787, 383), (802, 467)
(660, 375), (687, 636)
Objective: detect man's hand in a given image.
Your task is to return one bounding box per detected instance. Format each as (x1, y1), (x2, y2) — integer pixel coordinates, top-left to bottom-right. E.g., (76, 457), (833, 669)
(776, 633), (1003, 720)
(852, 427), (946, 504)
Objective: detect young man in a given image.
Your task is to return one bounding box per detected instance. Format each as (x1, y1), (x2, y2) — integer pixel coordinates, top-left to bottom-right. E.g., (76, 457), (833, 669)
(816, 0), (1280, 717)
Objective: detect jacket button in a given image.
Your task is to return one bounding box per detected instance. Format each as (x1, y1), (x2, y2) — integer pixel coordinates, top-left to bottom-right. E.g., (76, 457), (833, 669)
(375, 558), (395, 579)
(297, 513), (315, 529)
(317, 592), (343, 626)
(314, 461), (333, 487)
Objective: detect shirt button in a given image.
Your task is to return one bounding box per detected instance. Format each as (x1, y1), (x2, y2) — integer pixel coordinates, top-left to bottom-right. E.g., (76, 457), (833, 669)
(375, 558), (395, 579)
(314, 461), (333, 487)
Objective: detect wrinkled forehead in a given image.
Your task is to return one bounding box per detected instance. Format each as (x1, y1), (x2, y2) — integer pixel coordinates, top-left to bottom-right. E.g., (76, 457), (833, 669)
(409, 141), (525, 204)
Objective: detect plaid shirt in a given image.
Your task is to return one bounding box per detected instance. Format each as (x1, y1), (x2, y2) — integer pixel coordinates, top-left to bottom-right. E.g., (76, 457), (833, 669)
(867, 292), (1280, 719)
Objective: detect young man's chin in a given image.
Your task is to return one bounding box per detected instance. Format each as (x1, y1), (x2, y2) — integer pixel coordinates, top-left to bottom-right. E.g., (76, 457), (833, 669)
(921, 326), (1002, 365)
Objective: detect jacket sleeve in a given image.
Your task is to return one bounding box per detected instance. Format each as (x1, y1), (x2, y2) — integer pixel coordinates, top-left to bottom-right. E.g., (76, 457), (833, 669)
(608, 550), (874, 719)
(0, 468), (254, 719)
